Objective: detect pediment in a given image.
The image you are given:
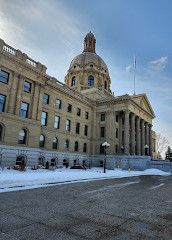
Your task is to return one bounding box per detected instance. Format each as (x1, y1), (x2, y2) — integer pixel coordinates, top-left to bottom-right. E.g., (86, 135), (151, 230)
(131, 94), (155, 118)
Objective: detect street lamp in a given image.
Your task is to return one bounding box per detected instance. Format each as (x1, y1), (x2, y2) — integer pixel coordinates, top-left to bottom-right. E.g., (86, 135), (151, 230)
(144, 144), (149, 156)
(102, 142), (110, 173)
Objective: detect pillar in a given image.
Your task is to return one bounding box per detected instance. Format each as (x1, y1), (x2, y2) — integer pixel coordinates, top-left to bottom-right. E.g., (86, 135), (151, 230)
(124, 111), (130, 155)
(136, 117), (141, 155)
(145, 122), (149, 155)
(31, 82), (41, 120)
(141, 119), (145, 155)
(149, 124), (153, 157)
(131, 113), (135, 155)
(15, 75), (24, 116)
(8, 72), (19, 114)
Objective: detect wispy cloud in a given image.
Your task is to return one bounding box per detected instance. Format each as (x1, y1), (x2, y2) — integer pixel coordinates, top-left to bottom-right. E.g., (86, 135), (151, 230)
(126, 64), (132, 73)
(147, 56), (168, 73)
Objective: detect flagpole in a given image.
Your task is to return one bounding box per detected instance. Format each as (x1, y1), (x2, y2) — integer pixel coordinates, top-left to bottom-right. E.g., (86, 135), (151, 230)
(134, 56), (136, 95)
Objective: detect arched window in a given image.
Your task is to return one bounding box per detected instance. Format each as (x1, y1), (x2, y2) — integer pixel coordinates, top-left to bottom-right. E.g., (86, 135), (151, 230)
(104, 80), (107, 89)
(18, 129), (26, 144)
(74, 141), (78, 151)
(88, 75), (94, 86)
(52, 137), (58, 149)
(39, 135), (45, 148)
(64, 139), (69, 150)
(0, 124), (3, 141)
(83, 143), (87, 152)
(71, 76), (76, 86)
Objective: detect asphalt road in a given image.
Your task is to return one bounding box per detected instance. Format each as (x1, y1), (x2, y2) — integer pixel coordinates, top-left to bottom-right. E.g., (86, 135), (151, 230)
(0, 175), (172, 240)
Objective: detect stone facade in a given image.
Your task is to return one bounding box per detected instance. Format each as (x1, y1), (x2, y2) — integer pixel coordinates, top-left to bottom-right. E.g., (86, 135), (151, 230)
(0, 33), (157, 168)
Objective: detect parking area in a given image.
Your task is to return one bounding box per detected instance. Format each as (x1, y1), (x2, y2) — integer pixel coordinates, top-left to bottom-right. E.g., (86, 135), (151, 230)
(0, 175), (172, 239)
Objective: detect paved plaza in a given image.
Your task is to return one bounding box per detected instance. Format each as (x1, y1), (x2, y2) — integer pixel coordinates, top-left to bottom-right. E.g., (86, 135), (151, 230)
(0, 175), (172, 239)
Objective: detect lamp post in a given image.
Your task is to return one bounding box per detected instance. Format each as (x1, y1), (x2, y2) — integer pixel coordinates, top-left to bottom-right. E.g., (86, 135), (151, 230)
(102, 142), (110, 173)
(144, 144), (149, 156)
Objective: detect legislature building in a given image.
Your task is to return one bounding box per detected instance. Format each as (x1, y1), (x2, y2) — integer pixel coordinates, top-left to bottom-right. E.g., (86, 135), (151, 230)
(0, 32), (157, 168)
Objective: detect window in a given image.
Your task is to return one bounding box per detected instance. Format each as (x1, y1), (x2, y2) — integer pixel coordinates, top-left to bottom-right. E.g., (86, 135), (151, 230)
(76, 122), (80, 134)
(52, 137), (58, 149)
(84, 125), (88, 136)
(77, 108), (81, 116)
(54, 116), (60, 129)
(104, 80), (107, 89)
(85, 111), (89, 119)
(116, 115), (119, 122)
(100, 145), (104, 154)
(90, 64), (93, 67)
(63, 159), (67, 166)
(67, 104), (72, 113)
(51, 158), (56, 166)
(0, 94), (6, 112)
(43, 93), (49, 104)
(0, 125), (3, 141)
(41, 112), (47, 126)
(56, 99), (61, 109)
(122, 118), (124, 125)
(71, 76), (76, 86)
(74, 141), (78, 151)
(73, 159), (77, 165)
(66, 119), (70, 131)
(24, 81), (31, 93)
(116, 128), (118, 138)
(38, 157), (44, 166)
(16, 156), (25, 166)
(39, 135), (45, 148)
(64, 139), (69, 150)
(18, 129), (26, 144)
(116, 144), (118, 153)
(83, 143), (87, 153)
(101, 113), (105, 121)
(100, 127), (105, 137)
(88, 75), (94, 86)
(0, 70), (9, 84)
(20, 102), (29, 118)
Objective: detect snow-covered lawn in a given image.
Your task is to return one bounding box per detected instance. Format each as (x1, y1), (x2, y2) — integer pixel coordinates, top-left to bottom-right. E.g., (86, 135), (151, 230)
(0, 167), (170, 193)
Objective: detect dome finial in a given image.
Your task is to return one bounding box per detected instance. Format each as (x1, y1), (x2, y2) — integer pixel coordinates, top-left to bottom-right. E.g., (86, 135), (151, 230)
(83, 32), (96, 53)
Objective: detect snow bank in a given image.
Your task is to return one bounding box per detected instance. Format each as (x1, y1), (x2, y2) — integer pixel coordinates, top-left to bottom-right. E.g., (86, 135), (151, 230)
(0, 167), (170, 193)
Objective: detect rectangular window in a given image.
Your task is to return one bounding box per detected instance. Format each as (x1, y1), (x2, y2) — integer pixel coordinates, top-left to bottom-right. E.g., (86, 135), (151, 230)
(24, 81), (31, 93)
(101, 113), (105, 121)
(84, 125), (88, 136)
(54, 116), (60, 129)
(20, 102), (29, 118)
(0, 70), (9, 84)
(100, 127), (105, 137)
(116, 115), (119, 122)
(122, 118), (125, 125)
(43, 93), (49, 104)
(66, 119), (70, 131)
(116, 128), (118, 138)
(85, 111), (89, 119)
(76, 122), (80, 134)
(0, 94), (6, 112)
(77, 108), (81, 116)
(67, 104), (72, 113)
(56, 99), (61, 109)
(41, 111), (47, 126)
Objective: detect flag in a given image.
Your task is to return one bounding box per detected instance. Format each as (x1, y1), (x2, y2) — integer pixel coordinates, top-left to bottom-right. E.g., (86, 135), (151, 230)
(134, 56), (136, 68)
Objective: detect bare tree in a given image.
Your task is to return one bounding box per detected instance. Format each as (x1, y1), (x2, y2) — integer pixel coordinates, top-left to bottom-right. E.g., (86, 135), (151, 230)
(156, 133), (170, 157)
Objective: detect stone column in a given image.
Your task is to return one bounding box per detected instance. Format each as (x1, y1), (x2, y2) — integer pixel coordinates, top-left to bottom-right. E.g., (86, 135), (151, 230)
(141, 119), (145, 155)
(8, 72), (19, 114)
(145, 122), (149, 155)
(31, 82), (41, 120)
(124, 111), (130, 155)
(149, 124), (153, 157)
(130, 113), (135, 155)
(119, 114), (123, 154)
(136, 117), (141, 155)
(15, 75), (24, 116)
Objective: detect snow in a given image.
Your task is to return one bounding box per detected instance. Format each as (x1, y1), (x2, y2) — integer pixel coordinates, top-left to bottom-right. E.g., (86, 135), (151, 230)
(0, 167), (170, 193)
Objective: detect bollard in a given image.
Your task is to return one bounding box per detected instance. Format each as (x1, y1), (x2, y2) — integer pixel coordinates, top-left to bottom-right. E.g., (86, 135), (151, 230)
(128, 167), (131, 172)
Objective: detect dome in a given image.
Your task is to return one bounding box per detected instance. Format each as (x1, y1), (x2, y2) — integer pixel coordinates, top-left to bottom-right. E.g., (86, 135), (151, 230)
(68, 52), (108, 71)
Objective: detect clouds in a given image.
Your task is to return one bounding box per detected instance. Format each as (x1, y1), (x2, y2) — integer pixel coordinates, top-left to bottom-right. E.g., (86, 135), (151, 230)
(126, 64), (132, 73)
(147, 56), (168, 73)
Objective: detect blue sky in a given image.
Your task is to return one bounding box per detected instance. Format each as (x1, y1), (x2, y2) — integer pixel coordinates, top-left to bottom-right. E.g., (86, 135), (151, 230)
(0, 0), (172, 149)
